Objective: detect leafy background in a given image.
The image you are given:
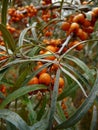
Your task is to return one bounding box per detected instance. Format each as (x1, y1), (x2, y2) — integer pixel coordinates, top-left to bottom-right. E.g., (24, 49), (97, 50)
(0, 0), (98, 130)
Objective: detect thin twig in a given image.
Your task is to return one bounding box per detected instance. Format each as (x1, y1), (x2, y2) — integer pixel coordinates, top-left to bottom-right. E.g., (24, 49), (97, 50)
(36, 4), (90, 12)
(58, 33), (73, 54)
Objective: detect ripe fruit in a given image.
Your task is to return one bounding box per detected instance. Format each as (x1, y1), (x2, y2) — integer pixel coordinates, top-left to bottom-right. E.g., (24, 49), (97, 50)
(61, 21), (70, 31)
(39, 72), (51, 85)
(68, 22), (79, 34)
(73, 13), (85, 23)
(74, 41), (84, 51)
(53, 77), (65, 88)
(76, 28), (88, 40)
(34, 64), (47, 75)
(59, 77), (65, 88)
(44, 51), (55, 60)
(92, 7), (98, 17)
(82, 19), (91, 27)
(50, 39), (62, 46)
(83, 26), (94, 34)
(46, 45), (57, 52)
(28, 77), (39, 85)
(70, 40), (84, 51)
(44, 31), (52, 37)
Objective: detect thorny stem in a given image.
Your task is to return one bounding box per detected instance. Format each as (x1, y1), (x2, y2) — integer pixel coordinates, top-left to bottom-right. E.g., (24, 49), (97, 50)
(58, 33), (73, 54)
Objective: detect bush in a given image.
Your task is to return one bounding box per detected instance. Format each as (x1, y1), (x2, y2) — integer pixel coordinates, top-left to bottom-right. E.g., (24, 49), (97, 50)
(0, 0), (98, 130)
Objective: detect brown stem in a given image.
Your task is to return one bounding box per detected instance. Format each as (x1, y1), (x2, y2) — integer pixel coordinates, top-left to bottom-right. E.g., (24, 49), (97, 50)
(36, 4), (90, 12)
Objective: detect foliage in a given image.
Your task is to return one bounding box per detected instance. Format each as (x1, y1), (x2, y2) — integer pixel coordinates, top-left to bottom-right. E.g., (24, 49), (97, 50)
(0, 0), (98, 130)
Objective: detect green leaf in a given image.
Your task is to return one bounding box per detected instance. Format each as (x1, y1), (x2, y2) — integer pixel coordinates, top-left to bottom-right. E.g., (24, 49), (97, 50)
(6, 121), (17, 130)
(65, 55), (95, 83)
(27, 100), (37, 125)
(55, 71), (98, 129)
(37, 95), (47, 121)
(90, 105), (97, 130)
(0, 24), (15, 52)
(18, 22), (37, 52)
(0, 91), (5, 99)
(56, 102), (66, 120)
(47, 68), (60, 130)
(60, 65), (87, 97)
(18, 26), (32, 49)
(1, 0), (9, 25)
(57, 84), (78, 101)
(94, 20), (98, 31)
(14, 63), (32, 88)
(27, 46), (40, 57)
(62, 63), (91, 90)
(31, 22), (37, 40)
(0, 57), (53, 71)
(22, 62), (52, 87)
(0, 109), (30, 130)
(85, 11), (92, 21)
(30, 119), (48, 130)
(0, 67), (8, 82)
(0, 84), (47, 109)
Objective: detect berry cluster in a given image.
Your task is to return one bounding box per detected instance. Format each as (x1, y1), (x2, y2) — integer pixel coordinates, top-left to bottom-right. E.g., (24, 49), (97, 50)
(8, 5), (37, 23)
(28, 61), (65, 94)
(61, 7), (98, 51)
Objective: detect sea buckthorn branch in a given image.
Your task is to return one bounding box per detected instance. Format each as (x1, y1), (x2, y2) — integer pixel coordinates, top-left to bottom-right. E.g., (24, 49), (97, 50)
(36, 4), (90, 12)
(58, 33), (73, 54)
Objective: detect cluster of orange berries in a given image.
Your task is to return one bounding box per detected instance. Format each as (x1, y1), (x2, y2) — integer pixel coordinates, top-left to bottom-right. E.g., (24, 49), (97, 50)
(6, 24), (20, 38)
(28, 61), (65, 94)
(39, 38), (62, 59)
(61, 7), (98, 51)
(8, 5), (37, 23)
(41, 9), (58, 22)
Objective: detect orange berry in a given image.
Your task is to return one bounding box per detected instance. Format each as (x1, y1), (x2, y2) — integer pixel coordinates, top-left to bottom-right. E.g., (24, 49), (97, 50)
(39, 72), (51, 85)
(44, 31), (52, 37)
(62, 47), (68, 53)
(28, 77), (39, 85)
(58, 88), (63, 94)
(44, 51), (55, 60)
(54, 77), (65, 88)
(34, 64), (47, 75)
(61, 103), (67, 109)
(0, 85), (6, 96)
(61, 22), (70, 31)
(43, 39), (50, 44)
(50, 39), (62, 46)
(68, 40), (84, 51)
(59, 77), (65, 88)
(92, 7), (98, 17)
(39, 50), (45, 54)
(73, 13), (85, 23)
(83, 26), (94, 34)
(51, 63), (59, 71)
(82, 19), (91, 27)
(68, 22), (79, 34)
(46, 45), (57, 52)
(74, 41), (84, 51)
(82, 1), (88, 5)
(76, 28), (88, 40)
(37, 61), (43, 65)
